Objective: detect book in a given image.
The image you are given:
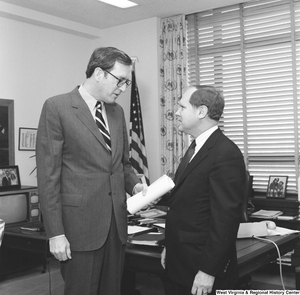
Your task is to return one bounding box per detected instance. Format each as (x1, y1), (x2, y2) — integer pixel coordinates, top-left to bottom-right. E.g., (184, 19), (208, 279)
(251, 209), (283, 219)
(276, 215), (298, 220)
(128, 231), (165, 246)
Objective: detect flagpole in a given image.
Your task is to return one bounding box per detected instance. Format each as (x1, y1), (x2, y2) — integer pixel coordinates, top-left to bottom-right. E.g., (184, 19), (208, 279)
(131, 56), (139, 71)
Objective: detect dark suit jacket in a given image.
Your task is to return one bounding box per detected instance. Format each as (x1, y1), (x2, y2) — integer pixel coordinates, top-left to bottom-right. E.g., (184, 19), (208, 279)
(2, 176), (11, 187)
(165, 128), (245, 289)
(36, 87), (139, 251)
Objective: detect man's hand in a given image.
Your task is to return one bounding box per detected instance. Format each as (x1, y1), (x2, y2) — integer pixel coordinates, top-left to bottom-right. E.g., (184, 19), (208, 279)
(49, 236), (72, 261)
(133, 183), (148, 196)
(191, 270), (215, 295)
(161, 247), (166, 269)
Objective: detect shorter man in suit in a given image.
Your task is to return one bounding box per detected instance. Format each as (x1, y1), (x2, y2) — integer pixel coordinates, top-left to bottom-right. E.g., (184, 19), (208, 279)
(161, 85), (245, 295)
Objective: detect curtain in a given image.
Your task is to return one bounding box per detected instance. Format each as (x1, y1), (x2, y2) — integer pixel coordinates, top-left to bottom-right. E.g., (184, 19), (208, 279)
(160, 15), (187, 179)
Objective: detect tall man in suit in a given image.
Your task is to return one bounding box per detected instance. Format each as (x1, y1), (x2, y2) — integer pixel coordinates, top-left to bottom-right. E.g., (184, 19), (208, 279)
(36, 47), (146, 295)
(161, 85), (245, 295)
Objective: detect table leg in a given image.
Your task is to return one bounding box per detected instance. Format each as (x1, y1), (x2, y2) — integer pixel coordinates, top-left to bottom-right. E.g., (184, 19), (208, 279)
(291, 237), (300, 288)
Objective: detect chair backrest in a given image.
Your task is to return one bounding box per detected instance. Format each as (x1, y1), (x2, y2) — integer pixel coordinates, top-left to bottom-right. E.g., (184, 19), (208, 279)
(240, 170), (254, 222)
(0, 219), (5, 247)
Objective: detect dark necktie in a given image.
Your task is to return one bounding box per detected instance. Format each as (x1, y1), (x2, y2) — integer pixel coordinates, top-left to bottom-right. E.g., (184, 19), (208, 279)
(174, 140), (196, 184)
(95, 101), (111, 153)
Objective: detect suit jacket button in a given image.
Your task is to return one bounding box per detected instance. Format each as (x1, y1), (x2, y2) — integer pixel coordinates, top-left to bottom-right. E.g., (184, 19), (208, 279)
(109, 192), (112, 196)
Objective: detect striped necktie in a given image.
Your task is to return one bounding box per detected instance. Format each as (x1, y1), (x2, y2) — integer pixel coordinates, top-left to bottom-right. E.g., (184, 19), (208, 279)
(95, 101), (111, 153)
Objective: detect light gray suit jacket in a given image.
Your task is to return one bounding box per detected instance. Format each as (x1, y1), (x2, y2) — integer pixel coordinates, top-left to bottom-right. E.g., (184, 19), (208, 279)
(36, 87), (139, 251)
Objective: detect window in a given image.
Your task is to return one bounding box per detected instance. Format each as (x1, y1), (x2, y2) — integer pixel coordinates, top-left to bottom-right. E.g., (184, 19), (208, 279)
(186, 0), (300, 194)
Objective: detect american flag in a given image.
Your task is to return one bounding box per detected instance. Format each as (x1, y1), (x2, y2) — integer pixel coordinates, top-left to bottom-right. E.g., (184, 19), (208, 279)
(129, 70), (150, 185)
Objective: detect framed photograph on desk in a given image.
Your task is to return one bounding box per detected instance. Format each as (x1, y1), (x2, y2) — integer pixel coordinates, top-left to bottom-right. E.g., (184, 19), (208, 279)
(0, 165), (21, 190)
(266, 175), (288, 199)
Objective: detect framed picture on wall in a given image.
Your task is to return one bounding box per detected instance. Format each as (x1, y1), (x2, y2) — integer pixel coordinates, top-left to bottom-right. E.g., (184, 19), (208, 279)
(0, 165), (21, 190)
(18, 127), (37, 151)
(266, 175), (288, 199)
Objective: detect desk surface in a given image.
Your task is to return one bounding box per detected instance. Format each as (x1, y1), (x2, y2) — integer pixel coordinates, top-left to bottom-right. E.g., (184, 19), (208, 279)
(236, 234), (299, 277)
(4, 223), (300, 280)
(125, 234), (300, 279)
(4, 222), (46, 241)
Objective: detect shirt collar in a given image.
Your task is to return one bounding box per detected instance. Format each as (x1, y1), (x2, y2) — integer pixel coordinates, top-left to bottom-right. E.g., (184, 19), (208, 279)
(195, 125), (218, 149)
(79, 84), (103, 112)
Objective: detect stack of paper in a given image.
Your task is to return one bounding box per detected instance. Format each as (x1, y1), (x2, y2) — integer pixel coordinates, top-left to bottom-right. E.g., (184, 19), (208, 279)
(139, 208), (167, 218)
(251, 209), (283, 219)
(128, 231), (165, 246)
(127, 225), (154, 235)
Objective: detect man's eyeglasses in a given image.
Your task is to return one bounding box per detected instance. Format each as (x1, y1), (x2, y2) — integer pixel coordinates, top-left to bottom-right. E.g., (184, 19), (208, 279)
(103, 69), (131, 88)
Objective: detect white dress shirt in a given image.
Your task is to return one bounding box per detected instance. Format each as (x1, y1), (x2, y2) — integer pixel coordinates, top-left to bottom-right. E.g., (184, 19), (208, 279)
(79, 84), (110, 132)
(191, 125), (218, 161)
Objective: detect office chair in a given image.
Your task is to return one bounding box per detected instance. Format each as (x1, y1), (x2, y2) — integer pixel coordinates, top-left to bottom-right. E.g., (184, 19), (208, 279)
(237, 170), (254, 289)
(0, 219), (5, 247)
(240, 170), (254, 222)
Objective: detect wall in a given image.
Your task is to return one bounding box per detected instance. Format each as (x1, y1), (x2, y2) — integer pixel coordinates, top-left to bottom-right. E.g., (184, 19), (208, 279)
(0, 17), (93, 186)
(0, 15), (161, 186)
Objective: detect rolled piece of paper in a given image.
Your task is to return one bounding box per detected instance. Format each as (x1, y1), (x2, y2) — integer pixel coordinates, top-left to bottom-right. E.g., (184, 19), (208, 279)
(127, 174), (175, 214)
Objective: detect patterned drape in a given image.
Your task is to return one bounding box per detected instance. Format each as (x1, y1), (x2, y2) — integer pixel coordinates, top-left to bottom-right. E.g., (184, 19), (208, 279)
(160, 15), (188, 180)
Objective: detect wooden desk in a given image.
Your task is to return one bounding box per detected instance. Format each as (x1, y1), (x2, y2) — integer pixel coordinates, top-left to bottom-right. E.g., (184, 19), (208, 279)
(250, 195), (300, 230)
(0, 224), (49, 276)
(2, 225), (300, 292)
(124, 234), (300, 293)
(236, 235), (299, 278)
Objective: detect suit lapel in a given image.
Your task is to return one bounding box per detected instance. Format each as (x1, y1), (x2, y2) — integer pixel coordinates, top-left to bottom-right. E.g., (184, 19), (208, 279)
(174, 129), (223, 189)
(70, 88), (108, 151)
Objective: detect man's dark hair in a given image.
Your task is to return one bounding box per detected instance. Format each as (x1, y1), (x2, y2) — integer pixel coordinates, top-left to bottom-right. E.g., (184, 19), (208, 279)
(85, 47), (132, 78)
(189, 85), (225, 121)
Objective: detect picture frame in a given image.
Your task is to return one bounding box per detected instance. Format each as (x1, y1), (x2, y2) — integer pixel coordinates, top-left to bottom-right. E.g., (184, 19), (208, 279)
(0, 165), (21, 190)
(18, 127), (37, 151)
(266, 175), (288, 199)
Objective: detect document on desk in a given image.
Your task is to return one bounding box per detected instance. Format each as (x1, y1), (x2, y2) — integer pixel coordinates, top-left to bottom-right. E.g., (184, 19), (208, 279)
(127, 174), (175, 214)
(267, 226), (300, 236)
(128, 225), (154, 235)
(238, 222), (300, 238)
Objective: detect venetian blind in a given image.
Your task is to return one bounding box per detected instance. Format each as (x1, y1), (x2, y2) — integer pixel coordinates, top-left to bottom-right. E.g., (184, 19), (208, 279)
(186, 0), (300, 194)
